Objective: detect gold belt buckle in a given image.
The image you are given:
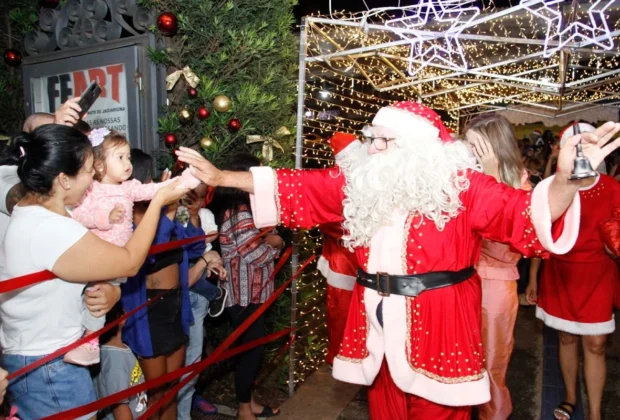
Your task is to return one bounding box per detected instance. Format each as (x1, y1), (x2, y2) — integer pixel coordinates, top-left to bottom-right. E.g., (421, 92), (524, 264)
(376, 272), (390, 297)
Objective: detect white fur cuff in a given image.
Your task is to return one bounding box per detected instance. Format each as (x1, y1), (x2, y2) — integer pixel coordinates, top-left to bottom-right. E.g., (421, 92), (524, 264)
(530, 176), (580, 255)
(249, 167), (279, 228)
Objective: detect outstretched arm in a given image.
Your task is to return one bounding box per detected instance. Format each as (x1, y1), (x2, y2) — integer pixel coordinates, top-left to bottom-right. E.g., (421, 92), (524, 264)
(175, 147), (346, 229)
(176, 147), (254, 192)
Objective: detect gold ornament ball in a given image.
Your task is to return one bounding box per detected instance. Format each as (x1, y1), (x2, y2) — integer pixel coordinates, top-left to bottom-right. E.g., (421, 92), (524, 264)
(213, 95), (231, 112)
(200, 137), (214, 149)
(179, 108), (193, 124)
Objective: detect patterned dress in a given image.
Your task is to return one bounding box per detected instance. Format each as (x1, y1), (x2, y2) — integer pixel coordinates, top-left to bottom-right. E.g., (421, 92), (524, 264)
(218, 205), (280, 308)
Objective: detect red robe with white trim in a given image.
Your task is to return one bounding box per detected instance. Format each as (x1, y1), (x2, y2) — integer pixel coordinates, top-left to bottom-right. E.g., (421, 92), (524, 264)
(537, 175), (620, 335)
(318, 222), (357, 365)
(249, 167), (580, 406)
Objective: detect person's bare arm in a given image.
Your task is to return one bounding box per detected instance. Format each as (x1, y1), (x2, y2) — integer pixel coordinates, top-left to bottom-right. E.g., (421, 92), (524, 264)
(22, 98), (83, 132)
(52, 180), (188, 282)
(0, 368), (7, 405)
(175, 147), (255, 193)
(206, 230), (218, 243)
(543, 156), (556, 179)
(188, 256), (209, 287)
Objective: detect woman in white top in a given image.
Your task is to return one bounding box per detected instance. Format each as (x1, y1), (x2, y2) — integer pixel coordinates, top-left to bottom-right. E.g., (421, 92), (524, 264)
(0, 124), (190, 418)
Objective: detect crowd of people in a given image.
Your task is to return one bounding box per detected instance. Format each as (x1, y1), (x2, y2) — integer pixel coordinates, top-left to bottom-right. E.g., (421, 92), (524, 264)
(0, 95), (618, 420)
(0, 98), (283, 420)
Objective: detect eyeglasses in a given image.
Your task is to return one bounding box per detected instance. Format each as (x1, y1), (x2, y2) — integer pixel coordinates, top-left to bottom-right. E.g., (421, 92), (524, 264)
(361, 126), (396, 151)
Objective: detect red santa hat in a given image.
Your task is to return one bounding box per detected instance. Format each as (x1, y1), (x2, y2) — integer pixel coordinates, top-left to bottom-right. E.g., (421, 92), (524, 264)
(560, 122), (606, 174)
(329, 132), (360, 163)
(371, 101), (454, 142)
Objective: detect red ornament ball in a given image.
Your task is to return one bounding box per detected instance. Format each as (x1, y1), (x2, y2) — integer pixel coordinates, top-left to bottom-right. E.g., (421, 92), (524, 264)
(157, 12), (178, 36)
(187, 87), (198, 98)
(228, 118), (242, 132)
(164, 133), (177, 146)
(3, 49), (22, 67)
(197, 106), (210, 120)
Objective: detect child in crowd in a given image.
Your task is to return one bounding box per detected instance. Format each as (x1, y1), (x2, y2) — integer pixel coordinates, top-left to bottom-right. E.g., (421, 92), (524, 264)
(524, 157), (544, 186)
(67, 128), (200, 366)
(131, 149), (228, 316)
(94, 303), (148, 419)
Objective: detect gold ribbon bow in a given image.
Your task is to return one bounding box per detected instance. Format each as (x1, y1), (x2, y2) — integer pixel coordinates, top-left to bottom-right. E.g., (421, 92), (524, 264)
(166, 66), (200, 90)
(246, 126), (291, 162)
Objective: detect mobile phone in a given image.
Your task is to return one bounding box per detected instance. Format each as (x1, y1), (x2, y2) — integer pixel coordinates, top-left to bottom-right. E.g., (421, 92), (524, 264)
(77, 81), (102, 119)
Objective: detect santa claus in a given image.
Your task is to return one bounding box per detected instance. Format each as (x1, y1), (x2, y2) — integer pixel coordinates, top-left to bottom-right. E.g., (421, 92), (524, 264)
(317, 132), (361, 365)
(176, 102), (620, 419)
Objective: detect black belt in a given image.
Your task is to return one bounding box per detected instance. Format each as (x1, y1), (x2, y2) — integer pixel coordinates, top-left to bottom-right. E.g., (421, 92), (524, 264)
(357, 266), (475, 297)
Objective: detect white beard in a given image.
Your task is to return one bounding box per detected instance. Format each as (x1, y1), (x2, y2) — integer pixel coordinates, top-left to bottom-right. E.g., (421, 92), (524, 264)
(338, 136), (480, 250)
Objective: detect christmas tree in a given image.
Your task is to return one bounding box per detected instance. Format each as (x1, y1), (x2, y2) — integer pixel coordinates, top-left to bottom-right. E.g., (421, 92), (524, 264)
(147, 0), (299, 168)
(0, 0), (38, 135)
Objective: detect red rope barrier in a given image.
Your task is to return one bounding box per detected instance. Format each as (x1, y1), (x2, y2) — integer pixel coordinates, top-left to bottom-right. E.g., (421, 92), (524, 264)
(42, 251), (315, 420)
(0, 233), (218, 294)
(141, 328), (292, 419)
(0, 227), (276, 294)
(7, 288), (176, 381)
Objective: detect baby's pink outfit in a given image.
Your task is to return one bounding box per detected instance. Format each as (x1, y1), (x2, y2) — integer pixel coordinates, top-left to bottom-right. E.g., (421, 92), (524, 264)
(72, 169), (200, 246)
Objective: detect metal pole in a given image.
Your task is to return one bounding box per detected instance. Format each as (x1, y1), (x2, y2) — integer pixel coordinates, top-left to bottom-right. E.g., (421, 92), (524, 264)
(288, 17), (308, 398)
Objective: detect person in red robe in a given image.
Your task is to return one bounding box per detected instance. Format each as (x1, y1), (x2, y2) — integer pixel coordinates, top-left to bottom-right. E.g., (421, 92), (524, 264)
(317, 133), (360, 365)
(176, 102), (620, 420)
(527, 122), (620, 420)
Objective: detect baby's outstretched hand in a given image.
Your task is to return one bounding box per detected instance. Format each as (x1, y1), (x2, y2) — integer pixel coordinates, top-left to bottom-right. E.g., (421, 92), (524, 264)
(108, 204), (125, 224)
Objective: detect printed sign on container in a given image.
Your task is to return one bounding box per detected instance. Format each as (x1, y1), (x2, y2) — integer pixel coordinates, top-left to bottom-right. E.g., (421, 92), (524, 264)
(30, 63), (129, 134)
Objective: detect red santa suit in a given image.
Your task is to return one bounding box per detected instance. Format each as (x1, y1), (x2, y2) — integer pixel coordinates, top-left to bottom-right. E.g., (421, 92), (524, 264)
(249, 102), (581, 418)
(318, 133), (360, 365)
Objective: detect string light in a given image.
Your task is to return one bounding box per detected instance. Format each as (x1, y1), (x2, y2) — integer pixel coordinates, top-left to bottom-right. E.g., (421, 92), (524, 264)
(300, 2), (620, 165)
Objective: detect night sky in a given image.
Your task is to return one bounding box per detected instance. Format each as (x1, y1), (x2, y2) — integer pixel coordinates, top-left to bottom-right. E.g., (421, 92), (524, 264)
(294, 0), (518, 22)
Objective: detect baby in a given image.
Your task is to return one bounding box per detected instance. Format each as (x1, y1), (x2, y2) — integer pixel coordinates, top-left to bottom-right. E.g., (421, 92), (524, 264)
(68, 128), (200, 365)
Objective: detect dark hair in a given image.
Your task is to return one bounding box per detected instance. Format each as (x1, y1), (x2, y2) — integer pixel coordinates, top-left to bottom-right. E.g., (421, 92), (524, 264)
(130, 148), (154, 183)
(74, 120), (91, 135)
(209, 153), (261, 227)
(99, 302), (124, 345)
(3, 124), (92, 196)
